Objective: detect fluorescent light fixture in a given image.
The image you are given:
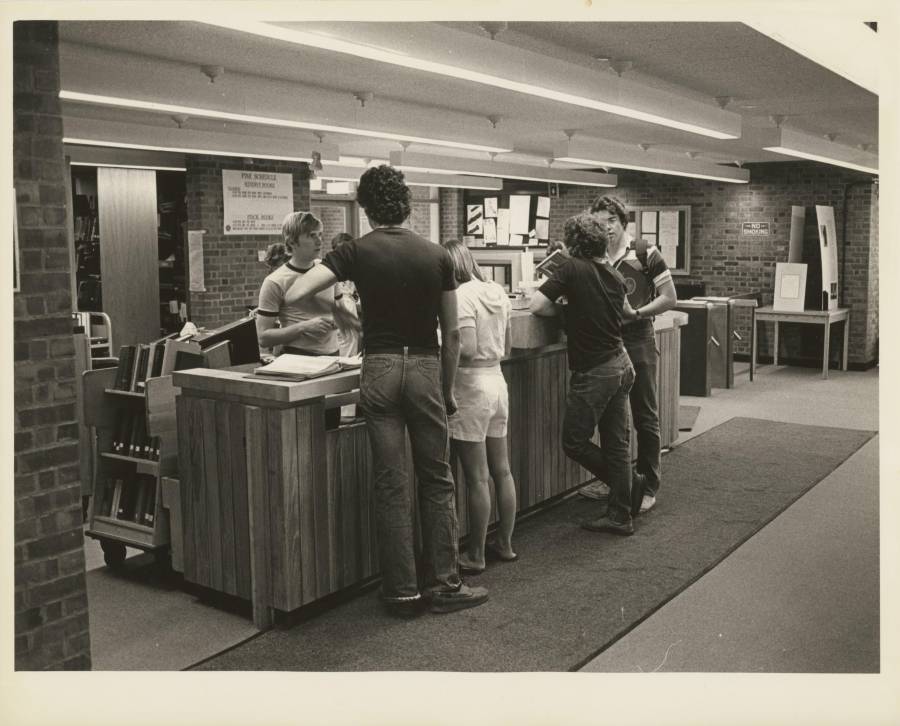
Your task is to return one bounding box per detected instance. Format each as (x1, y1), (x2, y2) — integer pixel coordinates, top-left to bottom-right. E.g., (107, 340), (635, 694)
(334, 156), (391, 167)
(204, 20), (739, 140)
(70, 161), (186, 172)
(758, 126), (878, 175)
(64, 137), (327, 165)
(553, 139), (749, 184)
(60, 90), (510, 154)
(318, 163), (503, 191)
(389, 151), (616, 188)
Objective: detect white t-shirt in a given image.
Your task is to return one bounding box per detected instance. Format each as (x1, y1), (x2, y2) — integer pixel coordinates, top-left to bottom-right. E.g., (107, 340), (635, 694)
(257, 262), (339, 354)
(456, 279), (511, 364)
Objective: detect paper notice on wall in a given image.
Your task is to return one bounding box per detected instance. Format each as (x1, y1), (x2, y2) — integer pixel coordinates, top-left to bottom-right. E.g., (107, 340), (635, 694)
(641, 211), (657, 233)
(467, 204), (484, 235)
(536, 195), (550, 218)
(222, 169), (293, 235)
(659, 211), (678, 242)
(625, 222), (636, 238)
(535, 218), (549, 240)
(520, 249), (535, 283)
(660, 241), (678, 268)
(496, 208), (510, 246)
(484, 197), (498, 218)
(509, 234), (524, 247)
(658, 210), (679, 267)
(509, 195), (531, 235)
(483, 217), (497, 245)
(187, 230), (206, 292)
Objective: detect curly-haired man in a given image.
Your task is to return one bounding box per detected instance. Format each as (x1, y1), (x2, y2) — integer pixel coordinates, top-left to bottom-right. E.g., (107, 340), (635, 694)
(582, 196), (677, 514)
(283, 165), (488, 615)
(530, 213), (640, 535)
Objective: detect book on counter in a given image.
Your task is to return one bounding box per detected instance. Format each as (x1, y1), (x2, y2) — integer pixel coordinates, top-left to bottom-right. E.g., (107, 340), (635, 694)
(253, 353), (362, 381)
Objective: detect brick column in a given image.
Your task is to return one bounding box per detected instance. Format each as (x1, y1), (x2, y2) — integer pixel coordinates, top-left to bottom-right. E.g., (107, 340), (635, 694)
(13, 21), (92, 670)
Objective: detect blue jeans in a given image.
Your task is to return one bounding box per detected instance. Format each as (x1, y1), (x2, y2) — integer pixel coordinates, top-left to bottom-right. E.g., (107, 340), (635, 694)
(360, 351), (461, 602)
(626, 338), (661, 497)
(562, 349), (635, 522)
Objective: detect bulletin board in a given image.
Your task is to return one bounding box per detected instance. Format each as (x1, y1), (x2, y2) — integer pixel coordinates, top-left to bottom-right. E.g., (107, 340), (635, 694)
(631, 205), (691, 275)
(463, 185), (552, 248)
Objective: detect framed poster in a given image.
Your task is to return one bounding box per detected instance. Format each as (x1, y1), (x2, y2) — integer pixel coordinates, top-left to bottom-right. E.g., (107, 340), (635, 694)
(773, 262), (807, 312)
(222, 169), (293, 235)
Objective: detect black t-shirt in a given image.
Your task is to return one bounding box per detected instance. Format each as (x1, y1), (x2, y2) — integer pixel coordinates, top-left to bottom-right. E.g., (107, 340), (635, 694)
(538, 256), (626, 372)
(322, 227), (457, 350)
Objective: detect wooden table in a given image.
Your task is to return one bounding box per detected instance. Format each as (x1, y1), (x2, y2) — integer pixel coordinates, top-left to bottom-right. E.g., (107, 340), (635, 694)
(752, 306), (850, 380)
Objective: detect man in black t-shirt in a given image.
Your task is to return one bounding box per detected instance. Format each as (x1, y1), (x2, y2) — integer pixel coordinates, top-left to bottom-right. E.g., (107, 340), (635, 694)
(531, 213), (639, 534)
(582, 196), (677, 514)
(282, 165), (488, 616)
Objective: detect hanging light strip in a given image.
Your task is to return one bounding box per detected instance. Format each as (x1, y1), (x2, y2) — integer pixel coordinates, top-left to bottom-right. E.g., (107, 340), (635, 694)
(60, 90), (511, 154)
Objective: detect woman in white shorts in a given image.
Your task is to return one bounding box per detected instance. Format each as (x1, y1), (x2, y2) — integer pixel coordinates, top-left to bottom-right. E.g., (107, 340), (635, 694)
(442, 239), (518, 574)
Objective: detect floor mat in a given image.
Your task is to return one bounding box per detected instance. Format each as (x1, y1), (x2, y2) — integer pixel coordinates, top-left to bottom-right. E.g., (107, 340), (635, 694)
(193, 417), (875, 672)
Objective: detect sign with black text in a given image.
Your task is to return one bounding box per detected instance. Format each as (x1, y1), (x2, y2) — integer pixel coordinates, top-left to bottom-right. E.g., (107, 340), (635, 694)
(222, 170), (293, 235)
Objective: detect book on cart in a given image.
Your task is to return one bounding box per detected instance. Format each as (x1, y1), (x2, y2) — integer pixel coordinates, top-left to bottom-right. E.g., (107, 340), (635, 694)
(252, 353), (362, 381)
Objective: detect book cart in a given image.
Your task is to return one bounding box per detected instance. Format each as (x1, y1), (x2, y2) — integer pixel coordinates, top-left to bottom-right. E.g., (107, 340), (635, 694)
(81, 339), (195, 567)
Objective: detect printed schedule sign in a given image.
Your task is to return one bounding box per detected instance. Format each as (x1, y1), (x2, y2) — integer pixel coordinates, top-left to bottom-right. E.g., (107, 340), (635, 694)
(222, 170), (293, 235)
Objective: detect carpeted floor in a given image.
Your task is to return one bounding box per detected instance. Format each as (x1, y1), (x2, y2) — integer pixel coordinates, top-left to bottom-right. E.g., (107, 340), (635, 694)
(193, 417), (875, 672)
(87, 553), (259, 670)
(678, 404), (701, 431)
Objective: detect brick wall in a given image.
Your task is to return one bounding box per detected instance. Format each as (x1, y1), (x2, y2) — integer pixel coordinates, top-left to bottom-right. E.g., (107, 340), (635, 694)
(185, 156), (311, 330)
(439, 187), (463, 242)
(549, 162), (878, 367)
(13, 21), (92, 671)
(410, 185), (437, 241)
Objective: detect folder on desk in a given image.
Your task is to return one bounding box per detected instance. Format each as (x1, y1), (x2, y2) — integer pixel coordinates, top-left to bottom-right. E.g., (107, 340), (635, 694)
(253, 354), (361, 381)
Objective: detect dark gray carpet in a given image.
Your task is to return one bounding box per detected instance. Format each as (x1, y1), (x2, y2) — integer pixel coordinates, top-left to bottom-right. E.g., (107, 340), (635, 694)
(193, 417), (874, 672)
(679, 404), (701, 431)
(87, 553), (258, 670)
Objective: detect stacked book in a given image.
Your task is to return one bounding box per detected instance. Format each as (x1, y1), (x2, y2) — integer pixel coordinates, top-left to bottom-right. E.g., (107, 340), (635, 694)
(113, 334), (179, 392)
(96, 475), (157, 527)
(111, 410), (161, 460)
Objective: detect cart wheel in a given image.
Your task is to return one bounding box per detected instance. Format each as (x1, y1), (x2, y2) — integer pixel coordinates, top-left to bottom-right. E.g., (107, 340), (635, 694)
(101, 540), (127, 568)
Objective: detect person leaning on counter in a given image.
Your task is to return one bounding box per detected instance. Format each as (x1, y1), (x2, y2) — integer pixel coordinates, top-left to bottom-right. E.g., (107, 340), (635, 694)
(279, 165), (489, 617)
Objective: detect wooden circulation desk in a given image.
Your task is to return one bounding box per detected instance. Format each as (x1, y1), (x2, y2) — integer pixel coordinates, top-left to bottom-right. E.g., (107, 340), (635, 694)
(173, 310), (687, 628)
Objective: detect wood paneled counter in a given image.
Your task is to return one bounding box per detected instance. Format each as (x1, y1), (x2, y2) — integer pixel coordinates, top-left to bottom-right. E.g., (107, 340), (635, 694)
(173, 310), (686, 627)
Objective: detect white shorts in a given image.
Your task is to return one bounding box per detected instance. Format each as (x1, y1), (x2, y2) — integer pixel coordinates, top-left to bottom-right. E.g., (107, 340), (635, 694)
(448, 366), (509, 442)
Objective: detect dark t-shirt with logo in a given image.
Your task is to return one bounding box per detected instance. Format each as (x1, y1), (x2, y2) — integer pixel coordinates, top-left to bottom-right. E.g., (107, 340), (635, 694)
(613, 241), (672, 347)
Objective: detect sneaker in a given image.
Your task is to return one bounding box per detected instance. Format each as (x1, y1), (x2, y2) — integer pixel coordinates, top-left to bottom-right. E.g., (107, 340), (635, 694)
(383, 597), (426, 618)
(640, 495), (657, 513)
(582, 515), (635, 536)
(579, 480), (611, 500)
(430, 583), (489, 614)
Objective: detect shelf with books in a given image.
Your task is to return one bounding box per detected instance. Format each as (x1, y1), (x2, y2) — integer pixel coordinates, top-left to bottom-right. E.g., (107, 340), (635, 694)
(82, 349), (180, 567)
